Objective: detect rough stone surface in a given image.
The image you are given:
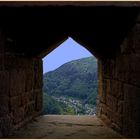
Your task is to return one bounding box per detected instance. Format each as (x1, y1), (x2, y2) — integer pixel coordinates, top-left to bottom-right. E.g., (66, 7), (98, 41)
(0, 31), (42, 137)
(7, 115), (122, 139)
(97, 22), (140, 138)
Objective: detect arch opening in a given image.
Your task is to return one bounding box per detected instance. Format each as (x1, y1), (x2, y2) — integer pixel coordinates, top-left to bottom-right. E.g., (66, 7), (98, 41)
(42, 37), (98, 115)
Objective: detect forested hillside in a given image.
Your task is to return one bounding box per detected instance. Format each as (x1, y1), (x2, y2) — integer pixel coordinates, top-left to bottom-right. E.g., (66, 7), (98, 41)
(42, 93), (75, 115)
(42, 56), (97, 115)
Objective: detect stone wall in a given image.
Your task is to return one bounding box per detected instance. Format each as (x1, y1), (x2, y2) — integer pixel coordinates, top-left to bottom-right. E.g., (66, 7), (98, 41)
(0, 14), (140, 138)
(0, 32), (43, 137)
(97, 21), (140, 138)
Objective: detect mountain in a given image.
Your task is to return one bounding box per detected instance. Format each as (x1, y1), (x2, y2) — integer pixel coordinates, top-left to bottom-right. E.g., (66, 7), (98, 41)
(43, 56), (97, 105)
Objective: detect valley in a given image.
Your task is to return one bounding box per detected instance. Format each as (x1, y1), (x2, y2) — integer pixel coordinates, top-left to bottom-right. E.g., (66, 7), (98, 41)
(51, 96), (96, 115)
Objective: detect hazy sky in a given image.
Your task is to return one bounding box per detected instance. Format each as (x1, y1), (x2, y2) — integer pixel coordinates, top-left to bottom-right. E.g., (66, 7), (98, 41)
(43, 37), (93, 73)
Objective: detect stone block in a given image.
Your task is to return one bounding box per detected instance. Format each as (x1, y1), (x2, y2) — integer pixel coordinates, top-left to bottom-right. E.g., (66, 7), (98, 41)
(124, 90), (140, 125)
(5, 55), (33, 70)
(106, 79), (111, 95)
(102, 59), (115, 79)
(4, 56), (17, 70)
(117, 100), (123, 114)
(34, 59), (42, 71)
(21, 93), (29, 106)
(131, 122), (140, 138)
(131, 24), (140, 54)
(111, 80), (124, 100)
(0, 55), (4, 71)
(0, 95), (9, 116)
(123, 101), (133, 122)
(0, 33), (5, 55)
(33, 59), (42, 90)
(96, 102), (102, 117)
(123, 120), (140, 138)
(98, 60), (103, 81)
(117, 82), (124, 100)
(10, 70), (19, 96)
(17, 57), (34, 69)
(13, 107), (24, 124)
(111, 80), (118, 96)
(24, 101), (35, 117)
(131, 103), (140, 122)
(15, 70), (26, 94)
(20, 71), (26, 93)
(120, 37), (132, 55)
(123, 119), (134, 137)
(112, 113), (123, 129)
(35, 94), (42, 111)
(106, 106), (113, 121)
(0, 71), (10, 96)
(16, 57), (28, 69)
(28, 91), (35, 101)
(96, 94), (100, 105)
(10, 96), (21, 111)
(10, 70), (26, 96)
(136, 13), (140, 22)
(28, 90), (40, 102)
(0, 104), (9, 117)
(33, 72), (42, 90)
(124, 83), (140, 102)
(5, 39), (15, 54)
(0, 95), (9, 105)
(111, 122), (122, 133)
(25, 70), (33, 92)
(115, 55), (129, 81)
(0, 130), (2, 138)
(100, 114), (112, 126)
(99, 79), (107, 103)
(0, 113), (13, 136)
(98, 81), (103, 97)
(106, 94), (118, 112)
(100, 104), (107, 116)
(128, 54), (140, 86)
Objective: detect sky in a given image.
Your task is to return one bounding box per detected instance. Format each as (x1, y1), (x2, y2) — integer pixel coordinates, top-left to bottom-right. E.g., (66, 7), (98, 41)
(43, 37), (93, 73)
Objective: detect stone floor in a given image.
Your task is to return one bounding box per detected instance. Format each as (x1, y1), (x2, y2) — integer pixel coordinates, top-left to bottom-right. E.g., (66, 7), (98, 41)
(8, 115), (123, 139)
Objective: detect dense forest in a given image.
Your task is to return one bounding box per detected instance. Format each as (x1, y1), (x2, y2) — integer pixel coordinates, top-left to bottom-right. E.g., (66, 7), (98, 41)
(42, 56), (97, 115)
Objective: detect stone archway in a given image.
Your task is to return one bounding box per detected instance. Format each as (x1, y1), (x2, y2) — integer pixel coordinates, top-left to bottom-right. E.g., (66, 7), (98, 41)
(0, 2), (140, 138)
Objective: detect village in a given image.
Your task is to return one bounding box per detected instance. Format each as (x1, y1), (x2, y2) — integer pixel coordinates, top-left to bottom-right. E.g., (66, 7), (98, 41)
(51, 96), (96, 115)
